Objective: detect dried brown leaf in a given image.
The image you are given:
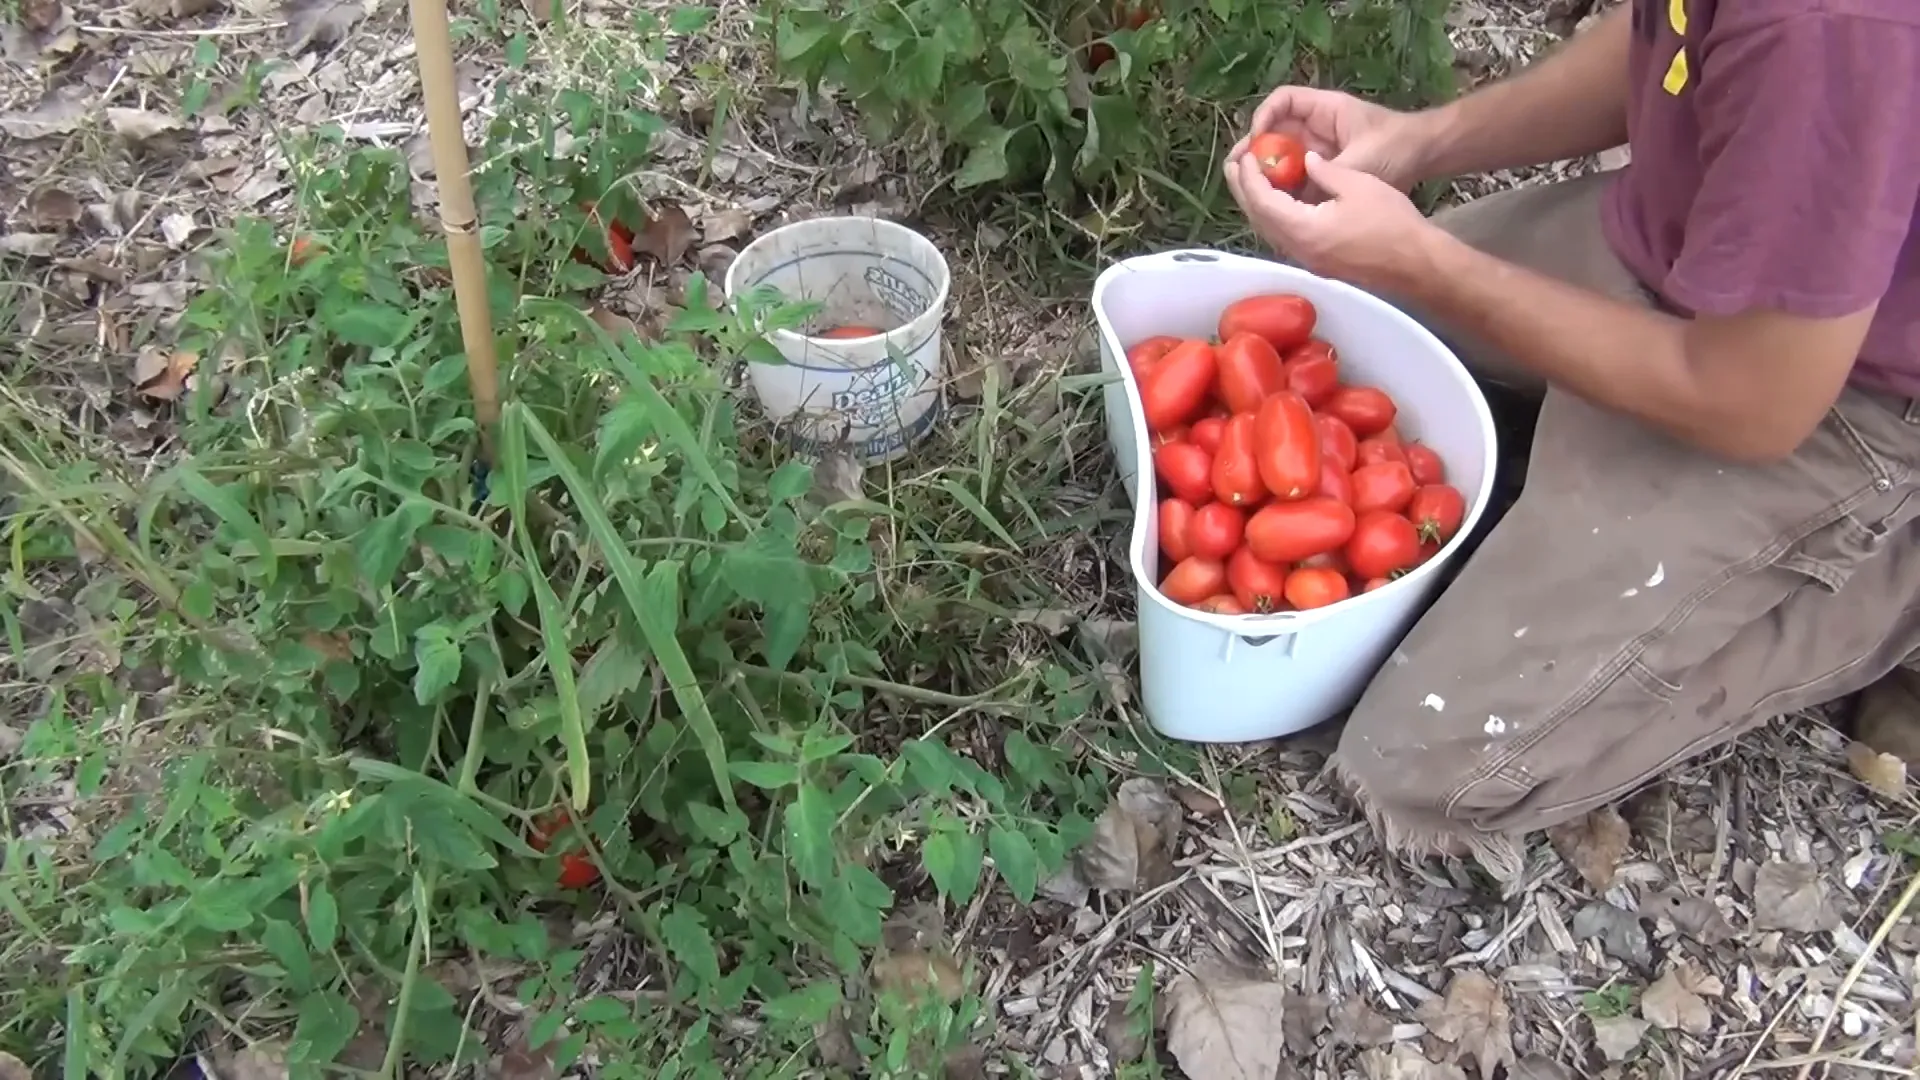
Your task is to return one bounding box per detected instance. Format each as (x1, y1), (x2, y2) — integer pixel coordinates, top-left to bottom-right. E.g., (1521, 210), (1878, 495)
(699, 206), (753, 244)
(283, 0), (365, 52)
(1845, 740), (1907, 797)
(587, 304), (648, 341)
(1280, 992), (1331, 1056)
(940, 1043), (987, 1080)
(133, 346), (199, 400)
(0, 1051), (31, 1080)
(0, 87), (87, 139)
(1414, 970), (1515, 1080)
(1752, 861), (1836, 933)
(210, 1042), (290, 1080)
(1508, 1055), (1574, 1080)
(1360, 1044), (1468, 1080)
(20, 0), (61, 31)
(1572, 901), (1652, 967)
(1640, 888), (1736, 945)
(1856, 681), (1920, 764)
(1161, 969), (1291, 1080)
(105, 106), (183, 141)
(1589, 1015), (1648, 1062)
(1099, 996), (1151, 1064)
(870, 948), (964, 1004)
(813, 1006), (863, 1072)
(809, 449), (865, 504)
(634, 204), (696, 266)
(1331, 995), (1396, 1047)
(26, 187), (82, 229)
(1075, 777), (1182, 892)
(1546, 806), (1631, 890)
(1639, 965), (1712, 1034)
(1173, 784), (1225, 816)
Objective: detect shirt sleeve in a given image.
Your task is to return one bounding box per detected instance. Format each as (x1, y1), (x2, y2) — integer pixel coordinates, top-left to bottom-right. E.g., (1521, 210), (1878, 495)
(1663, 12), (1920, 319)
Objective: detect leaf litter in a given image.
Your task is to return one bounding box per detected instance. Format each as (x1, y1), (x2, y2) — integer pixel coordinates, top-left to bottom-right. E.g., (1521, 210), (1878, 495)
(1639, 961), (1720, 1034)
(1159, 962), (1292, 1080)
(1414, 970), (1515, 1080)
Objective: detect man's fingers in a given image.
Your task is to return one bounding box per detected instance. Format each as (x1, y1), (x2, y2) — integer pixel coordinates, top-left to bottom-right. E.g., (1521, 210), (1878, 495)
(1226, 135), (1250, 164)
(1236, 156), (1312, 228)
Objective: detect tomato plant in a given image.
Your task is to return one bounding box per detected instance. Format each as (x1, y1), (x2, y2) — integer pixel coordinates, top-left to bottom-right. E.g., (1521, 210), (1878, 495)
(1219, 294), (1315, 354)
(1245, 497), (1355, 563)
(1217, 332), (1286, 414)
(1227, 547), (1290, 613)
(1283, 567), (1349, 610)
(1253, 391), (1319, 500)
(1324, 386), (1397, 437)
(1140, 339), (1217, 433)
(1347, 510), (1421, 579)
(1212, 414), (1266, 507)
(1405, 441), (1445, 486)
(1159, 497), (1197, 562)
(1249, 131), (1307, 191)
(1187, 502), (1245, 560)
(1162, 557), (1229, 605)
(1154, 440), (1214, 505)
(1408, 484), (1466, 543)
(1350, 461), (1415, 515)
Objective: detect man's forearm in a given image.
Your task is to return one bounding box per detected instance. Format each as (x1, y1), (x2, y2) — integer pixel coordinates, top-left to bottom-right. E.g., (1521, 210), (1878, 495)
(1412, 6), (1632, 182)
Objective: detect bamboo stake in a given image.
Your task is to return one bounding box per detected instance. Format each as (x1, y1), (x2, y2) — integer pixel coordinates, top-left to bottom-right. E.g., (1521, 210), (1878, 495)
(407, 0), (501, 447)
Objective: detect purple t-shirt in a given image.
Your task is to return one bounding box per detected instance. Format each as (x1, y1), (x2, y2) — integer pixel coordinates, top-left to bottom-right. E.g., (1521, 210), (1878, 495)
(1601, 0), (1920, 397)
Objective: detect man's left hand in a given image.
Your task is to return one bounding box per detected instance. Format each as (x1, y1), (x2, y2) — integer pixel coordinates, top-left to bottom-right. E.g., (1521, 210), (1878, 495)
(1224, 150), (1440, 293)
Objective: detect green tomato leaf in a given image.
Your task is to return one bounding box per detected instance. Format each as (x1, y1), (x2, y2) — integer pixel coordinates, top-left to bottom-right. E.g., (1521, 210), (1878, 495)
(784, 780), (837, 889)
(989, 825), (1039, 904)
(920, 821), (983, 903)
(955, 126), (1014, 190)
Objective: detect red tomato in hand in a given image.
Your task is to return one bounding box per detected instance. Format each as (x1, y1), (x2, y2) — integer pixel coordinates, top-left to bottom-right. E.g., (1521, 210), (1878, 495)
(1187, 502), (1246, 560)
(1407, 484), (1467, 543)
(1154, 441), (1214, 505)
(1158, 498), (1196, 562)
(1218, 294), (1316, 354)
(1285, 352), (1340, 408)
(1405, 441), (1446, 486)
(1217, 332), (1287, 414)
(1324, 386), (1397, 437)
(1317, 459), (1353, 505)
(1316, 415), (1357, 472)
(1127, 335), (1182, 375)
(1162, 557), (1228, 605)
(1346, 511), (1421, 580)
(1284, 567), (1350, 610)
(1245, 497), (1355, 563)
(1140, 340), (1217, 433)
(1194, 594), (1248, 615)
(1254, 392), (1320, 501)
(1248, 132), (1308, 192)
(1212, 414), (1267, 507)
(1350, 461), (1416, 515)
(1227, 547), (1291, 613)
(1189, 415), (1227, 455)
(1355, 433), (1408, 468)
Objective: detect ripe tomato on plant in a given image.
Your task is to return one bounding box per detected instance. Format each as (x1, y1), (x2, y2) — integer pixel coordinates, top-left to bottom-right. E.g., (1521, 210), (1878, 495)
(1212, 414), (1267, 507)
(1218, 294), (1315, 354)
(1154, 440), (1214, 505)
(289, 235), (323, 265)
(1187, 502), (1246, 560)
(1248, 132), (1308, 192)
(1405, 441), (1446, 486)
(1346, 511), (1422, 580)
(1253, 392), (1320, 500)
(1317, 415), (1358, 473)
(1324, 386), (1397, 437)
(556, 852), (601, 889)
(530, 808), (602, 889)
(1216, 332), (1287, 414)
(1140, 340), (1217, 433)
(1245, 497), (1355, 563)
(1116, 0), (1156, 29)
(1162, 557), (1228, 605)
(1127, 335), (1182, 375)
(1350, 461), (1416, 515)
(1284, 567), (1349, 610)
(1408, 484), (1467, 543)
(1227, 547), (1291, 613)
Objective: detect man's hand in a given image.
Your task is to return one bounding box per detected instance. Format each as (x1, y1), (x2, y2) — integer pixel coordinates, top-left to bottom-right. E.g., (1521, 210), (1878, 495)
(1224, 151), (1439, 293)
(1228, 87), (1434, 195)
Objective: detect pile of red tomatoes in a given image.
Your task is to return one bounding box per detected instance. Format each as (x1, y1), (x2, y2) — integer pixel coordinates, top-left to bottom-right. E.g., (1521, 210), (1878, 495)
(1130, 293), (1467, 615)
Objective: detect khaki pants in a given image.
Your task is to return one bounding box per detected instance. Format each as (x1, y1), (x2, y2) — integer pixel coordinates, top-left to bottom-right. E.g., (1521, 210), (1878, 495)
(1333, 173), (1920, 882)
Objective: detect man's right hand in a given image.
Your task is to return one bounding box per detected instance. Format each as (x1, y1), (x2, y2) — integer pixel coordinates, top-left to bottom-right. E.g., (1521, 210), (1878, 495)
(1228, 86), (1436, 196)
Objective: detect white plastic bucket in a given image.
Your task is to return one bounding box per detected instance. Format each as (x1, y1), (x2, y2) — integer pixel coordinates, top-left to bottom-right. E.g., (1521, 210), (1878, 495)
(1094, 249), (1499, 743)
(724, 216), (950, 463)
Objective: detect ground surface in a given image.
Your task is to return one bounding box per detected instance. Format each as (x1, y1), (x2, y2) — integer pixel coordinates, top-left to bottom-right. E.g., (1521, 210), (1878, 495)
(1, 0), (1916, 1078)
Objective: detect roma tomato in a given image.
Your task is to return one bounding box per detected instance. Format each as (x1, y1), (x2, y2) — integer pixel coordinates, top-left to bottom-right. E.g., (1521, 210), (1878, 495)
(1217, 332), (1287, 414)
(1245, 497), (1355, 563)
(557, 852), (601, 889)
(1194, 594), (1248, 615)
(1324, 386), (1397, 437)
(1140, 340), (1217, 433)
(1285, 352), (1339, 408)
(1154, 441), (1214, 505)
(1286, 338), (1338, 367)
(1361, 577), (1392, 593)
(532, 809), (602, 889)
(1350, 461), (1416, 515)
(1212, 414), (1267, 507)
(1316, 460), (1353, 505)
(818, 325), (884, 339)
(1227, 547), (1291, 613)
(1355, 433), (1408, 468)
(1346, 511), (1421, 580)
(1127, 335), (1182, 375)
(1405, 441), (1446, 486)
(1407, 484), (1467, 543)
(1189, 415), (1227, 455)
(1158, 498), (1197, 563)
(1254, 392), (1320, 501)
(1248, 132), (1307, 192)
(1284, 567), (1350, 610)
(1151, 425), (1189, 450)
(1316, 415), (1358, 472)
(1297, 550), (1349, 573)
(1418, 537), (1442, 563)
(1218, 294), (1316, 354)
(1188, 502), (1246, 561)
(1161, 557), (1228, 605)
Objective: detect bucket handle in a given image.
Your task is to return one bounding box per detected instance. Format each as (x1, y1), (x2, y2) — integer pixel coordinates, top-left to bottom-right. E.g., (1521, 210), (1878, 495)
(1222, 631), (1298, 662)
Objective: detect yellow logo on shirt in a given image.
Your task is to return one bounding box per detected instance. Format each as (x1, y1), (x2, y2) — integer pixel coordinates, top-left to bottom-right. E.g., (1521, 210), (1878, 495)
(1663, 0), (1690, 94)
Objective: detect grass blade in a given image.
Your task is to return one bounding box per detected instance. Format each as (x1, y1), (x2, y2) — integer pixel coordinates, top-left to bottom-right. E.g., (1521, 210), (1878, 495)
(176, 467), (278, 585)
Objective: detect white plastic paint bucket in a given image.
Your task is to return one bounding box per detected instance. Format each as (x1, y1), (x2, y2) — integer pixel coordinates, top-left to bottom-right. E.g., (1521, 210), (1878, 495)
(1093, 250), (1499, 743)
(724, 216), (950, 463)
